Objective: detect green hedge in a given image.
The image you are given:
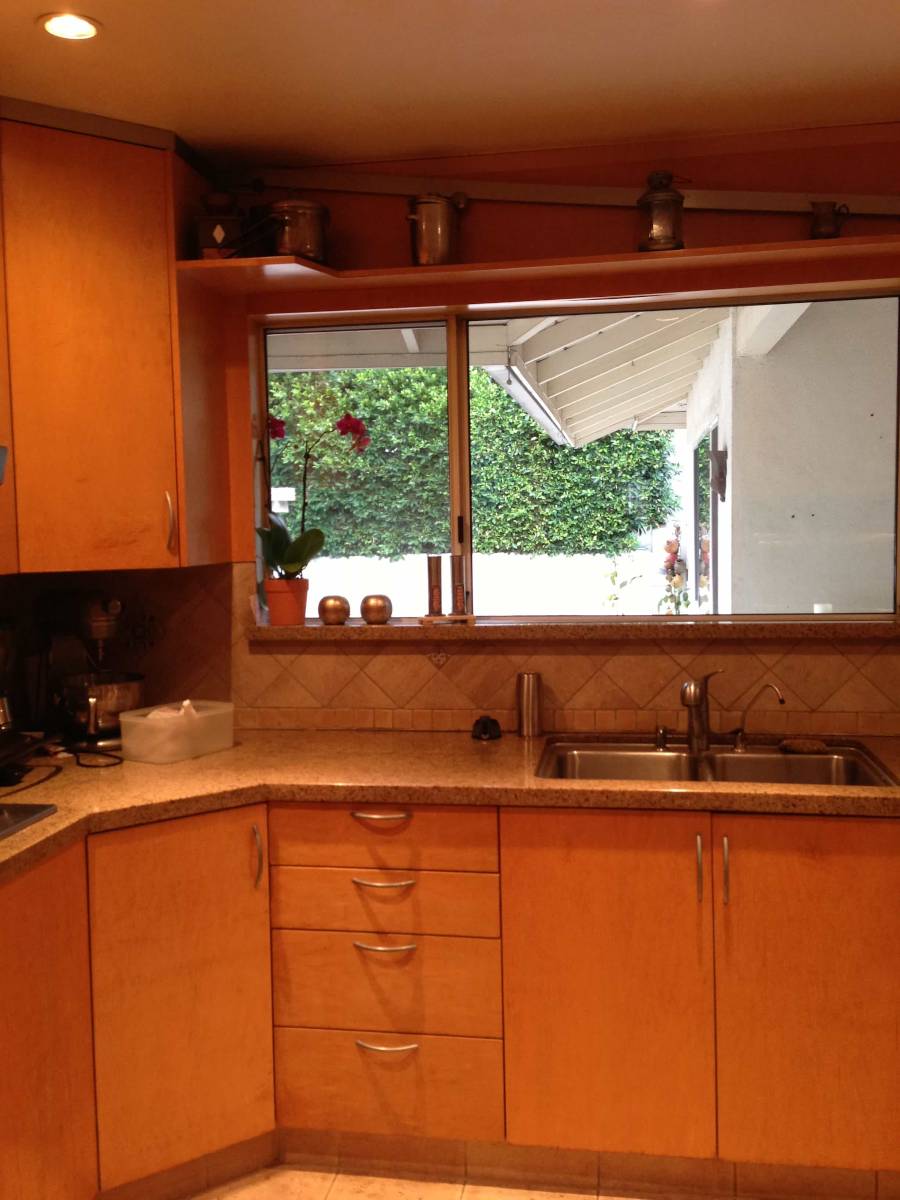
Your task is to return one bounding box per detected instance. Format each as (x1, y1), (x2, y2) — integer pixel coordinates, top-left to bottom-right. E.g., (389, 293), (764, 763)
(268, 368), (677, 558)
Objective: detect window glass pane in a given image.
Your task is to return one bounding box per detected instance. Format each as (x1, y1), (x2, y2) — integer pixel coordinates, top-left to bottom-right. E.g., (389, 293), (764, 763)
(468, 299), (898, 617)
(265, 324), (449, 618)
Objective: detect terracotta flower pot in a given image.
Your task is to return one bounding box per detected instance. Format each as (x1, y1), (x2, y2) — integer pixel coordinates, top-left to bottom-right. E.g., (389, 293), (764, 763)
(264, 577), (309, 626)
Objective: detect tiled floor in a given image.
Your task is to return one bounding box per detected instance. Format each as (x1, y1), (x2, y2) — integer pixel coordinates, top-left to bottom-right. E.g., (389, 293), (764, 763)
(190, 1170), (640, 1200)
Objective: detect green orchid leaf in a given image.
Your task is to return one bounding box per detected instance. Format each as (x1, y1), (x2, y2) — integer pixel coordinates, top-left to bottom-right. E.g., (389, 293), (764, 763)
(284, 527), (325, 574)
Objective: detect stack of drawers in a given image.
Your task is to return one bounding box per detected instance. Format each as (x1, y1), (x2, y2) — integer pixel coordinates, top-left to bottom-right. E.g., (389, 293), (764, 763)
(270, 803), (504, 1141)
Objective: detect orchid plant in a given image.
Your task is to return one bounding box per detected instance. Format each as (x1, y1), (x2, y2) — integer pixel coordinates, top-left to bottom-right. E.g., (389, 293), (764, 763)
(257, 409), (370, 578)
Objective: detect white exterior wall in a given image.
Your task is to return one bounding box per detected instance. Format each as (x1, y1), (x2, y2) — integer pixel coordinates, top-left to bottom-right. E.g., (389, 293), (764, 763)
(730, 297), (897, 614)
(686, 320), (734, 613)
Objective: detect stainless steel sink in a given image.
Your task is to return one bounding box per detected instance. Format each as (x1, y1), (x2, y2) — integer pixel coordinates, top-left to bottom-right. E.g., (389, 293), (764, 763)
(0, 802), (58, 842)
(538, 741), (695, 781)
(537, 738), (896, 786)
(706, 747), (894, 787)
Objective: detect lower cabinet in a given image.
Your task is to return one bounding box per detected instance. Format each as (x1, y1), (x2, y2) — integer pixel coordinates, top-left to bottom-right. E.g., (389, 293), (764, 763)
(270, 803), (504, 1141)
(501, 809), (717, 1159)
(276, 1028), (505, 1140)
(0, 843), (98, 1200)
(713, 814), (900, 1171)
(89, 805), (275, 1189)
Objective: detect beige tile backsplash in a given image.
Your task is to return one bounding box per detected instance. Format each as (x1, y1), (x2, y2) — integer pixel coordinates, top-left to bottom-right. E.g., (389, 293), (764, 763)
(226, 563), (900, 736)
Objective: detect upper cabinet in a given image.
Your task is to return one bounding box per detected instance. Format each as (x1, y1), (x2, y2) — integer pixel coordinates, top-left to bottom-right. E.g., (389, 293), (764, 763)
(0, 119), (232, 572)
(0, 165), (18, 574)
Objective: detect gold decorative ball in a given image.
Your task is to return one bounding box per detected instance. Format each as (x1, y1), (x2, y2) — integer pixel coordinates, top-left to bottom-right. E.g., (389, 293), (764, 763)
(360, 594), (393, 625)
(318, 595), (350, 625)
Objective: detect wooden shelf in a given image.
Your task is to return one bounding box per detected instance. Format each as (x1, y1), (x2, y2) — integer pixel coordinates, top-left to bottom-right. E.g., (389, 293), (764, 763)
(176, 236), (900, 302)
(248, 618), (900, 645)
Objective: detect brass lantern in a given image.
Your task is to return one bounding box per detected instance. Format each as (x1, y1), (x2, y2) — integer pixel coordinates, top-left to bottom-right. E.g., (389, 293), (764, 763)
(637, 171), (685, 252)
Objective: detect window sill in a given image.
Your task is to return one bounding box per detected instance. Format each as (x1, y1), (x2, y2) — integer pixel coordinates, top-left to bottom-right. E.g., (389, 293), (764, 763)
(248, 617), (900, 644)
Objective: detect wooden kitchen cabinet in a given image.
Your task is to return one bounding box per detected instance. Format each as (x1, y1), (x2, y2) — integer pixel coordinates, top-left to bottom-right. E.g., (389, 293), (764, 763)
(713, 814), (900, 1171)
(89, 805), (274, 1190)
(0, 842), (98, 1200)
(501, 809), (717, 1159)
(0, 156), (17, 575)
(0, 120), (232, 571)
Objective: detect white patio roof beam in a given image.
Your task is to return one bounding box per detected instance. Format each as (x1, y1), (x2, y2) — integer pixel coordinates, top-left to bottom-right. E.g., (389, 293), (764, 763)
(558, 362), (701, 422)
(537, 309), (719, 389)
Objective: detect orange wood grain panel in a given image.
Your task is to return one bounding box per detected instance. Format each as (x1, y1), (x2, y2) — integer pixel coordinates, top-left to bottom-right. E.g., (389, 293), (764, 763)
(1, 121), (179, 571)
(269, 803), (498, 871)
(275, 1026), (504, 1140)
(273, 928), (502, 1037)
(0, 842), (98, 1200)
(501, 808), (716, 1159)
(171, 274), (232, 565)
(89, 805), (274, 1189)
(271, 865), (500, 936)
(0, 129), (18, 574)
(713, 814), (900, 1171)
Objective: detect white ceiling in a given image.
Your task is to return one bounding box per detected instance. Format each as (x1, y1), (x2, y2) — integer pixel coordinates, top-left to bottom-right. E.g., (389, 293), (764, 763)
(2, 1), (900, 166)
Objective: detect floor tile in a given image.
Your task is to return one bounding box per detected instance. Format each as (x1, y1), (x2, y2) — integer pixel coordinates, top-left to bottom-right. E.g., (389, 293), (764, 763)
(198, 1167), (336, 1199)
(327, 1174), (464, 1200)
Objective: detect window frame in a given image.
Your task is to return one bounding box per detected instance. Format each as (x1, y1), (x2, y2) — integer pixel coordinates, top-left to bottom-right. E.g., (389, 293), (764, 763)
(255, 286), (900, 626)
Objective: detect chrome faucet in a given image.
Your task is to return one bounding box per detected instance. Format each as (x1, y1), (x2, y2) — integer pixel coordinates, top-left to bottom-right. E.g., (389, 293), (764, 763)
(732, 682), (785, 751)
(680, 670), (723, 757)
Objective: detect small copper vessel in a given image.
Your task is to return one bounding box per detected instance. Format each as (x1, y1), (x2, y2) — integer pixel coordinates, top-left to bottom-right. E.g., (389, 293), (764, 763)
(360, 595), (393, 625)
(318, 595), (350, 625)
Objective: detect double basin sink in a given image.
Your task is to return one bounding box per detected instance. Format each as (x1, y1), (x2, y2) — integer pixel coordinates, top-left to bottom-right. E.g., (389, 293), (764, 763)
(537, 738), (896, 786)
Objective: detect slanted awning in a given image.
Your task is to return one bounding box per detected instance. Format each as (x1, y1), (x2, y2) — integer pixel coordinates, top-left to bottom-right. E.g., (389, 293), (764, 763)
(266, 309), (730, 446)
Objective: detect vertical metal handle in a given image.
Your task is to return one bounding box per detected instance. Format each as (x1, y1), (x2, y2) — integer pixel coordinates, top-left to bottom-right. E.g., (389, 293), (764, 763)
(722, 835), (730, 905)
(165, 490), (177, 553)
(87, 695), (99, 737)
(252, 823), (264, 888)
(696, 833), (703, 903)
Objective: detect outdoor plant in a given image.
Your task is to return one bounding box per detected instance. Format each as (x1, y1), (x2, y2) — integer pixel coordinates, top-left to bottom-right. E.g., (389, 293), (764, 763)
(659, 524), (690, 614)
(258, 403), (370, 576)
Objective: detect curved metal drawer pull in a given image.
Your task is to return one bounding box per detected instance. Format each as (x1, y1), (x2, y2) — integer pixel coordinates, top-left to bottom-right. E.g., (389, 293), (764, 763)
(352, 877), (416, 890)
(351, 811), (411, 822)
(353, 941), (418, 954)
(356, 1039), (419, 1053)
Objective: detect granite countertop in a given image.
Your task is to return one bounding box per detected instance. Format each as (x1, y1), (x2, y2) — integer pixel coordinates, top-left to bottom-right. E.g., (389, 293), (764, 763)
(2, 730), (900, 884)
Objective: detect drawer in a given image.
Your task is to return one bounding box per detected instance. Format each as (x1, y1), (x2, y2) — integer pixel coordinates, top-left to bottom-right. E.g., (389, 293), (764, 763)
(271, 866), (500, 937)
(268, 803), (498, 871)
(273, 929), (502, 1037)
(275, 1026), (505, 1141)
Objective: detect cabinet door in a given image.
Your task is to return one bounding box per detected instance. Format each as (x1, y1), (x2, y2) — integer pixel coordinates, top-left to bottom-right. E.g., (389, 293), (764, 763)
(89, 806), (274, 1189)
(0, 843), (97, 1200)
(0, 128), (17, 575)
(1, 120), (179, 571)
(713, 814), (900, 1170)
(501, 809), (716, 1158)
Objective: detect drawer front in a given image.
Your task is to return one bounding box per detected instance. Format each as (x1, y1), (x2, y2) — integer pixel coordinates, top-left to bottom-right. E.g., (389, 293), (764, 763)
(268, 804), (498, 871)
(271, 866), (500, 937)
(273, 929), (502, 1037)
(275, 1026), (505, 1141)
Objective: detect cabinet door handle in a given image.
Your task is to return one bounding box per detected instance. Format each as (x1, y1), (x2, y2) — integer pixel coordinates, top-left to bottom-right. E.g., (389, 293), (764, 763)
(252, 822), (264, 888)
(164, 490), (177, 553)
(696, 833), (703, 903)
(722, 835), (730, 905)
(356, 1039), (419, 1054)
(351, 810), (411, 823)
(353, 940), (417, 954)
(352, 876), (416, 890)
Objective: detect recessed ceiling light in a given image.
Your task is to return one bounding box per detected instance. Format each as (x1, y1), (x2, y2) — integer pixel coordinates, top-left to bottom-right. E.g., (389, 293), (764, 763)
(39, 12), (101, 39)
